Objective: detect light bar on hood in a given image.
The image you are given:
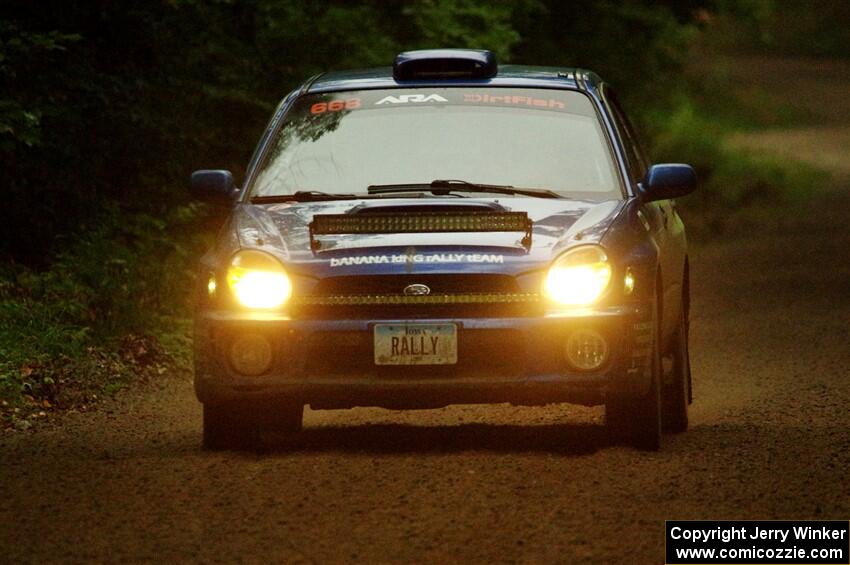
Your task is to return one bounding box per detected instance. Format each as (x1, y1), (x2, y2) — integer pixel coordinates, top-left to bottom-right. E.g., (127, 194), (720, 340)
(309, 211), (533, 252)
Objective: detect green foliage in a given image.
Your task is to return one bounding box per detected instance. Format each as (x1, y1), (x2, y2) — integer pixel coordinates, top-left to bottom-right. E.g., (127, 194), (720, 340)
(0, 23), (80, 150)
(0, 203), (208, 414)
(646, 100), (827, 232)
(48, 203), (208, 333)
(511, 0), (699, 107)
(402, 0), (522, 59)
(681, 63), (803, 130)
(708, 0), (850, 59)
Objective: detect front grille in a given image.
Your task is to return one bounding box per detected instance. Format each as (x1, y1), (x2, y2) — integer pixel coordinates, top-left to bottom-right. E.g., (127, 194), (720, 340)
(292, 300), (540, 319)
(313, 274), (519, 295)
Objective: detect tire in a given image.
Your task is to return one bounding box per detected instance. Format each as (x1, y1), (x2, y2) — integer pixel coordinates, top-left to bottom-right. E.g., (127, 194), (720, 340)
(606, 301), (662, 451)
(662, 304), (691, 433)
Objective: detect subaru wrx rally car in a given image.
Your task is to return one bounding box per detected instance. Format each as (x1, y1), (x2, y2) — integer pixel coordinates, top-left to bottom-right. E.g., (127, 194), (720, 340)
(191, 49), (696, 451)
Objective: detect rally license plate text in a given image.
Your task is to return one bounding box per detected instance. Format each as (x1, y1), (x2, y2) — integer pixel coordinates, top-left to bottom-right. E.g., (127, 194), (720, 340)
(373, 323), (457, 365)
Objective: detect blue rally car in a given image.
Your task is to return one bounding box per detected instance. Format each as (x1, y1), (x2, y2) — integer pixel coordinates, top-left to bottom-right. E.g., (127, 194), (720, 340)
(191, 49), (696, 451)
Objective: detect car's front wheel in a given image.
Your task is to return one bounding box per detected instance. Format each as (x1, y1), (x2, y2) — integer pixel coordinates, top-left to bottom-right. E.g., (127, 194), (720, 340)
(606, 303), (662, 451)
(661, 304), (691, 433)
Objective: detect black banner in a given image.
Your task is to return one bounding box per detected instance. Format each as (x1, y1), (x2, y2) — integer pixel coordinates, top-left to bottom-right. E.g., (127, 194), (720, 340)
(666, 521), (849, 564)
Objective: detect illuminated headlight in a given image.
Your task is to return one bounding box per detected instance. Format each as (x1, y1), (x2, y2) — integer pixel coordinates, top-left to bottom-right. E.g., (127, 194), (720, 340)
(226, 250), (292, 309)
(544, 246), (612, 306)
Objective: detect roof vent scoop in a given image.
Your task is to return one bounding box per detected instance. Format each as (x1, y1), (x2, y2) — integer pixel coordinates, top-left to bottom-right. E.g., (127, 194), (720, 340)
(393, 49), (497, 81)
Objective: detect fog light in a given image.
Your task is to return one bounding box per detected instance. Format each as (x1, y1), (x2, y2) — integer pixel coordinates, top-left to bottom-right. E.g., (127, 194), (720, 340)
(229, 333), (273, 376)
(565, 329), (609, 371)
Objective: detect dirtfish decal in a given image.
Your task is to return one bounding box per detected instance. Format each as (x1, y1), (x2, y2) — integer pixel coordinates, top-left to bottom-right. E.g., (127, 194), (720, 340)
(375, 94), (449, 105)
(330, 253), (504, 267)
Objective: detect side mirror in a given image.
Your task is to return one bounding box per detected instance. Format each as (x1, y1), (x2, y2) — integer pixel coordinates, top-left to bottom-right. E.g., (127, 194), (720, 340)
(190, 170), (237, 203)
(640, 164), (697, 202)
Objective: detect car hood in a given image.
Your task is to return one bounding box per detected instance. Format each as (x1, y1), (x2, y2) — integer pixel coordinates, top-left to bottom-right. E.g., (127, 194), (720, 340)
(220, 196), (624, 278)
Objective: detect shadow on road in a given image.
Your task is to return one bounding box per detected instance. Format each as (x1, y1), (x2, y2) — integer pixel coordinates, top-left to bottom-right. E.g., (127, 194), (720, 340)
(255, 422), (610, 456)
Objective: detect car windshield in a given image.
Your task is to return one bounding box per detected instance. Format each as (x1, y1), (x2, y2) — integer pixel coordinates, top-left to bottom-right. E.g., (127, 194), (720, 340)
(252, 87), (622, 200)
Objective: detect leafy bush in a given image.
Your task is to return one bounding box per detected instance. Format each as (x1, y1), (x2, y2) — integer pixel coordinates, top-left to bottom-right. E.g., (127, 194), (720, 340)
(705, 0), (850, 60)
(646, 100), (827, 232)
(0, 203), (208, 419)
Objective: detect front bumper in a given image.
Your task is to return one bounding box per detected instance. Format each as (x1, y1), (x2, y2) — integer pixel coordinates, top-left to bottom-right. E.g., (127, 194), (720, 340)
(194, 304), (654, 409)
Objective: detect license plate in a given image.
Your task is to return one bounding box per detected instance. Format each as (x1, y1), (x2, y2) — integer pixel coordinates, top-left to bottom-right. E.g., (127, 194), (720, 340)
(374, 323), (457, 365)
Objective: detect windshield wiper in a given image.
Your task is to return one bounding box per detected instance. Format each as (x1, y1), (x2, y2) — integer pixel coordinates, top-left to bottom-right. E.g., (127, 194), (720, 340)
(251, 191), (364, 203)
(367, 179), (562, 199)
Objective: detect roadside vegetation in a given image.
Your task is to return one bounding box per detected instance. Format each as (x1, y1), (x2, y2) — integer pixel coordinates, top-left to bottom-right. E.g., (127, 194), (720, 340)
(646, 98), (828, 234)
(0, 206), (207, 427)
(1, 0), (845, 426)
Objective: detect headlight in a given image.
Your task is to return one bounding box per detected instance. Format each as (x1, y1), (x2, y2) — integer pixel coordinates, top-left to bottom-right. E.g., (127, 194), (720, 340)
(226, 250), (292, 309)
(544, 246), (612, 306)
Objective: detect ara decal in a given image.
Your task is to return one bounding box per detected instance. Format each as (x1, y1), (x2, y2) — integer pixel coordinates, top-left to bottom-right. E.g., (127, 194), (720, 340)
(375, 94), (449, 105)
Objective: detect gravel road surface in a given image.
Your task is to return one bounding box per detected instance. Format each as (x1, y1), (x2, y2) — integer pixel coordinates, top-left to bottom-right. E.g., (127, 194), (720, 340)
(2, 183), (848, 564)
